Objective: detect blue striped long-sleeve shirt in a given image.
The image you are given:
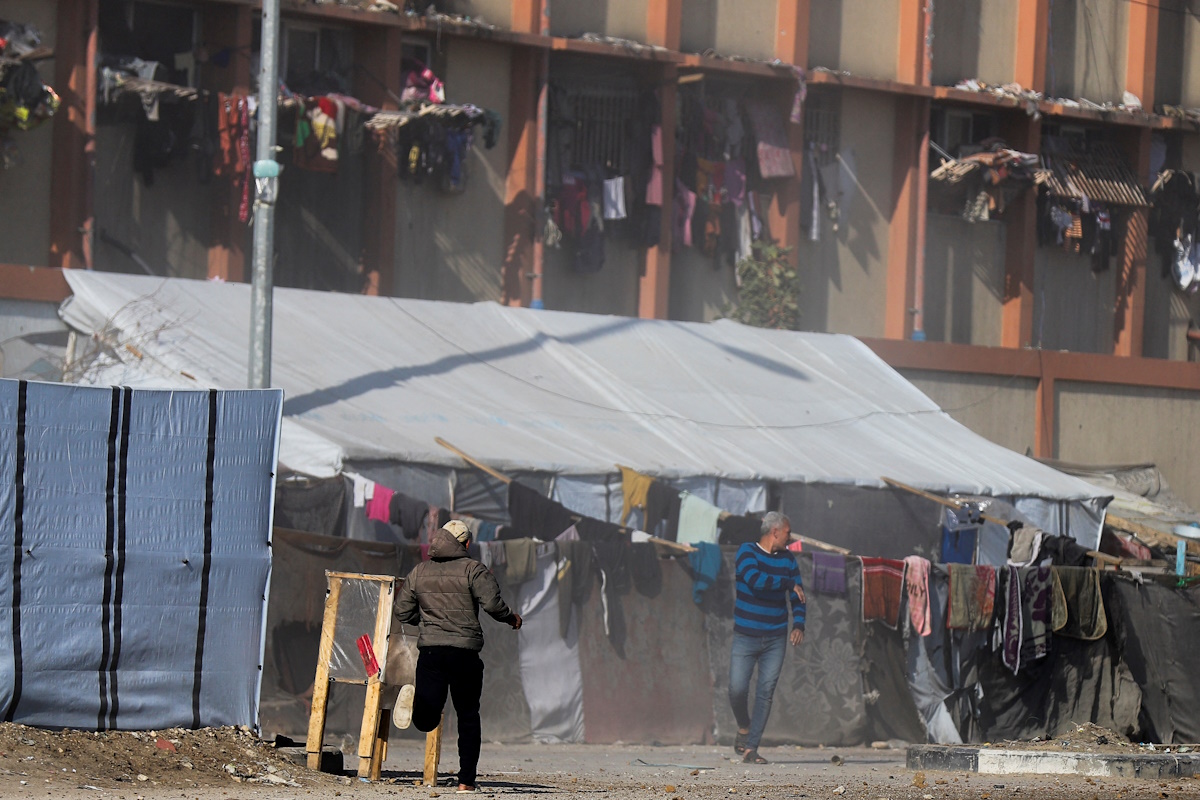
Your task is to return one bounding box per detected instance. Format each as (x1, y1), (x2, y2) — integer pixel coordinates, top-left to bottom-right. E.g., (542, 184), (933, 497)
(734, 542), (805, 637)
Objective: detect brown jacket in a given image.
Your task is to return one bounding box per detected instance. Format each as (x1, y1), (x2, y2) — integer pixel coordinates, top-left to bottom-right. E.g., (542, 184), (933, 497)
(394, 528), (516, 651)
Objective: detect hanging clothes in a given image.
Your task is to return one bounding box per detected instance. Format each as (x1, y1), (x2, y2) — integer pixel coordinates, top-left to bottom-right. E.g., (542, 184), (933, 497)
(503, 539), (538, 585)
(365, 484), (394, 524)
(644, 479), (680, 540)
(717, 514), (761, 547)
(812, 552), (847, 595)
(388, 492), (430, 540)
(602, 177), (627, 220)
(618, 466), (654, 527)
(1007, 523), (1044, 567)
(860, 557), (906, 628)
(645, 124), (664, 206)
(1052, 566), (1107, 640)
(688, 541), (722, 604)
(745, 100), (795, 179)
(904, 556), (932, 637)
(946, 564), (996, 631)
(676, 492), (722, 546)
(508, 482), (576, 541)
(674, 179), (696, 248)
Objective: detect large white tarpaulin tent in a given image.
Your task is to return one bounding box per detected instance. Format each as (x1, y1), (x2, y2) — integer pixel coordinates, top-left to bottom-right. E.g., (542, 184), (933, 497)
(57, 272), (1110, 548)
(0, 378), (282, 730)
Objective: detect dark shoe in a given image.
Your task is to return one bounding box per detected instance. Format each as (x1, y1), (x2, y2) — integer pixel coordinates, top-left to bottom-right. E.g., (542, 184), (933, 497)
(734, 730), (749, 755)
(743, 749), (768, 764)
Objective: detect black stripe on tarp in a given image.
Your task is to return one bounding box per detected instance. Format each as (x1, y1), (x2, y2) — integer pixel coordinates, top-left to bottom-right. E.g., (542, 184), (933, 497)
(192, 389), (218, 728)
(97, 387), (121, 730)
(5, 381), (29, 723)
(107, 386), (133, 729)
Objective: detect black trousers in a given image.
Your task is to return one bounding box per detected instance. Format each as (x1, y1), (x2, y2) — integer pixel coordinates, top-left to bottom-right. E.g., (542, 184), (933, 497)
(413, 646), (484, 787)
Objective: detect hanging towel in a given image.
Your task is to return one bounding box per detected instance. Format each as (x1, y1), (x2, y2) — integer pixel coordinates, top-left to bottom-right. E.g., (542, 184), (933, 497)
(688, 541), (722, 604)
(941, 527), (977, 564)
(1017, 566), (1055, 670)
(629, 543), (662, 597)
(504, 539), (538, 584)
(1000, 566), (1022, 672)
(1052, 566), (1108, 640)
(676, 492), (722, 546)
(1008, 524), (1044, 567)
(350, 473), (374, 508)
(603, 177), (627, 219)
(1050, 567), (1068, 632)
(861, 557), (906, 628)
(555, 539), (593, 639)
(618, 465), (654, 526)
(812, 552), (847, 595)
(947, 564), (996, 631)
(364, 484), (394, 524)
(904, 556), (932, 637)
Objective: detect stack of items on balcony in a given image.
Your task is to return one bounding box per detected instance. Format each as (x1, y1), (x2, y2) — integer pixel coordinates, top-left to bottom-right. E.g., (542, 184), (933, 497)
(0, 20), (58, 167)
(1149, 170), (1200, 293)
(929, 138), (1038, 223)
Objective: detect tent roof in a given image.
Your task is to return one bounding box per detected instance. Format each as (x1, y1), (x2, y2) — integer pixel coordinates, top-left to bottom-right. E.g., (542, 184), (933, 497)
(59, 272), (1106, 503)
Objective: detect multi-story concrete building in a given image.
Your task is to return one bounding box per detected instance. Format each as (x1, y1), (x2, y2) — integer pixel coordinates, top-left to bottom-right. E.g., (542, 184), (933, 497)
(4, 0), (1200, 508)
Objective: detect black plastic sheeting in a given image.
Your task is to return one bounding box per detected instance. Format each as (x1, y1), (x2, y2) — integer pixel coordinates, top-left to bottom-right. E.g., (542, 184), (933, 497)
(1107, 576), (1200, 743)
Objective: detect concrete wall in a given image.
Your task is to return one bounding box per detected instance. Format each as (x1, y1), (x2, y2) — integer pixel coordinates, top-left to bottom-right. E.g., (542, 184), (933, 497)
(794, 90), (893, 337)
(931, 0), (1015, 87)
(923, 214), (1005, 346)
(0, 0), (56, 267)
(441, 0), (512, 29)
(1142, 263), (1199, 362)
(393, 39), (511, 303)
(668, 245), (739, 322)
(1046, 0), (1128, 104)
(1056, 381), (1200, 511)
(549, 0), (649, 43)
(680, 0), (777, 61)
(807, 0), (900, 82)
(1032, 245), (1115, 354)
(93, 123), (212, 280)
(1175, 0), (1200, 108)
(900, 369), (1039, 456)
(1155, 0), (1186, 107)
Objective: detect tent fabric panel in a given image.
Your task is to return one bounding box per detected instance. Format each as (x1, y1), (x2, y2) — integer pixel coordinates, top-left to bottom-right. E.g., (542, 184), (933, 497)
(59, 273), (1109, 520)
(576, 559), (712, 744)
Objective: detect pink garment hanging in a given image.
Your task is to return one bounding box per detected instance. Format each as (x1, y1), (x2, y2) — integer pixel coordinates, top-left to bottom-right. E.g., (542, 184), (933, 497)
(646, 125), (664, 206)
(674, 179), (696, 248)
(904, 555), (931, 637)
(365, 484), (394, 524)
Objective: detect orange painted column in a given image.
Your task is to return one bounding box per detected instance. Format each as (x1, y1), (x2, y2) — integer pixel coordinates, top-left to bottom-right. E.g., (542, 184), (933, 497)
(502, 47), (540, 307)
(355, 26), (403, 297)
(1000, 0), (1049, 347)
(203, 4), (252, 283)
(48, 0), (98, 269)
(637, 0), (682, 320)
(763, 0), (809, 295)
(1033, 372), (1056, 459)
(1013, 0), (1049, 92)
(1125, 0), (1159, 112)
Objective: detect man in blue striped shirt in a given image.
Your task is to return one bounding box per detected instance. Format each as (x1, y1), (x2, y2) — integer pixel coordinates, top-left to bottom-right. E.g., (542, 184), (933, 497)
(730, 511), (805, 764)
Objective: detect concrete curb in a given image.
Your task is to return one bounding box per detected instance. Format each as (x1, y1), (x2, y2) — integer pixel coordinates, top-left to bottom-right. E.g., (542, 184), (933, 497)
(907, 744), (1200, 779)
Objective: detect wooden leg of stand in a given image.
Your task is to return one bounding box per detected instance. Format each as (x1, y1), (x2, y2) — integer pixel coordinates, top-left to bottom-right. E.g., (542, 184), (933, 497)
(369, 709), (390, 781)
(423, 717), (443, 786)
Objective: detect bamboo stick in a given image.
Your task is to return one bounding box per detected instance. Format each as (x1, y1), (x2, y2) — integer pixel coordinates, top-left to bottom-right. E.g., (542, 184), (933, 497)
(880, 476), (1008, 526)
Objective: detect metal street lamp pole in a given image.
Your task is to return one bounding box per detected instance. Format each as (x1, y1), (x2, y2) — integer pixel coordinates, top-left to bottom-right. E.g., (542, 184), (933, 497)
(249, 0), (282, 388)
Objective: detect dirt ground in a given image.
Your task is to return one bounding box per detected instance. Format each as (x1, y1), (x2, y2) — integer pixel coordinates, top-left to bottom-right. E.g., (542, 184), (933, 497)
(0, 725), (1198, 800)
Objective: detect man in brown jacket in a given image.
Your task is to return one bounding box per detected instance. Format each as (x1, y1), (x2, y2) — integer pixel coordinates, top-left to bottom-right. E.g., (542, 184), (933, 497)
(394, 520), (521, 793)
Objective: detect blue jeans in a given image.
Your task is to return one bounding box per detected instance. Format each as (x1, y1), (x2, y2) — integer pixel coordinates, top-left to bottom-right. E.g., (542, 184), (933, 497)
(728, 632), (787, 751)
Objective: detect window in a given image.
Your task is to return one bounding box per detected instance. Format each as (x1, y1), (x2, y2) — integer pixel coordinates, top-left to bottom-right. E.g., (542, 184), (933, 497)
(281, 22), (353, 95)
(99, 0), (197, 86)
(931, 107), (996, 158)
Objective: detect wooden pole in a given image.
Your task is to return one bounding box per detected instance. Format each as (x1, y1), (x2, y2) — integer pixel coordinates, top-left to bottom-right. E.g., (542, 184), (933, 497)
(423, 717), (443, 786)
(356, 579), (395, 777)
(435, 437), (513, 484)
(306, 575), (343, 771)
(880, 476), (1009, 526)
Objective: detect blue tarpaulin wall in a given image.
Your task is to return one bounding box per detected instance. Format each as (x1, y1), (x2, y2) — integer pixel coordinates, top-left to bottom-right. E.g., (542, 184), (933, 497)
(0, 379), (281, 730)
